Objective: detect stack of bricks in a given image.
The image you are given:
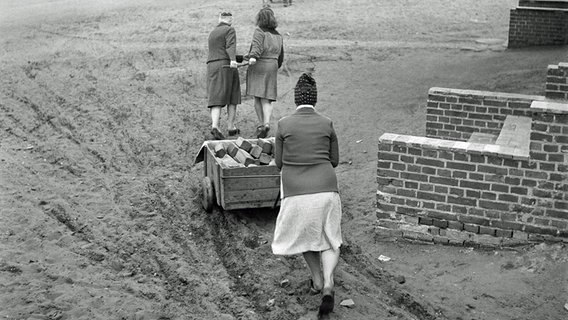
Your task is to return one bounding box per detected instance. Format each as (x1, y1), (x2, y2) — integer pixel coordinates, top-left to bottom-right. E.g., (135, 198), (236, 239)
(508, 0), (568, 48)
(546, 62), (568, 100)
(377, 80), (568, 247)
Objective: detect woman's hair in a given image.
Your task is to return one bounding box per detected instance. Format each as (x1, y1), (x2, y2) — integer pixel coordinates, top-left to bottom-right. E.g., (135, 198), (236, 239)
(255, 7), (278, 29)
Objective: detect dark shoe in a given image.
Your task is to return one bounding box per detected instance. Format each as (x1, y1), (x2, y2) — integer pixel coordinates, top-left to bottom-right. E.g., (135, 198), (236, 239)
(210, 127), (225, 140)
(318, 291), (334, 316)
(309, 279), (322, 295)
(228, 128), (240, 136)
(255, 125), (267, 139)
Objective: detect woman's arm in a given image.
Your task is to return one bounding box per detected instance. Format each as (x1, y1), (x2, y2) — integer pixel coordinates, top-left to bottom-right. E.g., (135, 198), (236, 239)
(277, 40), (284, 68)
(329, 123), (339, 168)
(274, 125), (284, 170)
(248, 28), (264, 59)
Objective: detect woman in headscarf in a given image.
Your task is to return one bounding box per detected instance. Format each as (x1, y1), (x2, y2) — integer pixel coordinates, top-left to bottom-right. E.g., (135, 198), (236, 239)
(271, 73), (342, 316)
(245, 7), (284, 138)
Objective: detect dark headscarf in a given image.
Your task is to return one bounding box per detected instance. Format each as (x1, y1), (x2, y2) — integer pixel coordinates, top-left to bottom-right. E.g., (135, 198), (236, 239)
(294, 73), (317, 106)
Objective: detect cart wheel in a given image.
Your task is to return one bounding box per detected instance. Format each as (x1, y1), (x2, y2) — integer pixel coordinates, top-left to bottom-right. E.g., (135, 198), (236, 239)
(201, 176), (215, 212)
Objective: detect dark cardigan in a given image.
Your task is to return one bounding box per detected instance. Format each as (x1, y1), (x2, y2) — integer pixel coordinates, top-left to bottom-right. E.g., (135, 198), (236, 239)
(274, 106), (339, 198)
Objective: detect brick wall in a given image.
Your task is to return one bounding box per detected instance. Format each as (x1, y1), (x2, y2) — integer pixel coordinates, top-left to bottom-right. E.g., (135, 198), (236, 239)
(508, 6), (568, 48)
(519, 0), (568, 9)
(546, 62), (568, 100)
(377, 91), (568, 246)
(426, 87), (542, 141)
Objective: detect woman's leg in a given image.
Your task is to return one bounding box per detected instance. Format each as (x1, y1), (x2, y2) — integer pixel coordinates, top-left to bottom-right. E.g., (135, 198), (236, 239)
(253, 97), (264, 124)
(302, 251), (323, 291)
(318, 247), (339, 315)
(321, 248), (340, 293)
(260, 98), (273, 126)
(227, 104), (237, 130)
(210, 106), (221, 128)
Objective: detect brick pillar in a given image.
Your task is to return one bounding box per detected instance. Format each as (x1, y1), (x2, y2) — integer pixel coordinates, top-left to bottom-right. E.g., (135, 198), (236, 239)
(546, 62), (568, 100)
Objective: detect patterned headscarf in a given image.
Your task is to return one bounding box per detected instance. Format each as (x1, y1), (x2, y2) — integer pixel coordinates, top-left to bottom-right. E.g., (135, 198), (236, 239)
(294, 73), (317, 106)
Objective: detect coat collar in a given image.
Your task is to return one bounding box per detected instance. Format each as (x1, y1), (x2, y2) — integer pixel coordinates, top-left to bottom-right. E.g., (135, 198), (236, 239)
(295, 105), (315, 114)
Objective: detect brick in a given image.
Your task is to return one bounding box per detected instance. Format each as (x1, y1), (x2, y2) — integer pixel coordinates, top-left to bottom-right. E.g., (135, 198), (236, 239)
(426, 210), (457, 221)
(393, 145), (407, 153)
(481, 192), (497, 200)
(235, 137), (253, 152)
(433, 236), (450, 245)
(460, 215), (491, 226)
(376, 210), (391, 219)
(510, 187), (528, 195)
(473, 234), (502, 247)
(430, 176), (458, 186)
(524, 225), (559, 236)
(377, 202), (396, 212)
(479, 226), (496, 236)
(377, 160), (392, 169)
(397, 188), (417, 198)
(460, 180), (491, 190)
(416, 157), (445, 167)
(433, 219), (448, 228)
(451, 205), (468, 214)
(397, 206), (422, 216)
(401, 172), (428, 182)
(379, 152), (400, 161)
(447, 221), (464, 230)
(447, 162), (476, 171)
(428, 227), (440, 235)
(434, 185), (448, 194)
(479, 200), (510, 211)
(378, 169), (400, 178)
(498, 194), (519, 203)
(490, 220), (524, 231)
(547, 209), (568, 220)
(417, 191), (446, 202)
(408, 165), (422, 173)
(512, 230), (529, 240)
(469, 173), (484, 181)
(374, 226), (403, 238)
(447, 196), (477, 207)
(418, 217), (434, 225)
(463, 223), (479, 233)
(422, 167), (436, 175)
(403, 230), (433, 243)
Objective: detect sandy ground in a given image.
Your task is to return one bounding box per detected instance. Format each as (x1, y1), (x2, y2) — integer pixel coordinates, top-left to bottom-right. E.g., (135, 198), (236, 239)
(1, 0), (567, 319)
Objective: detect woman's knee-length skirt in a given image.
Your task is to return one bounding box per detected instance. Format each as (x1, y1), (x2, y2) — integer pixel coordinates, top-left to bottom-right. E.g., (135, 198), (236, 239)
(206, 60), (241, 107)
(272, 192), (343, 255)
(246, 58), (278, 101)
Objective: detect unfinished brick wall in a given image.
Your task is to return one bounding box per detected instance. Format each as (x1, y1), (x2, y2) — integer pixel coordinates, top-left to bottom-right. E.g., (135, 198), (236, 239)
(377, 90), (568, 246)
(508, 1), (568, 48)
(425, 88), (540, 141)
(546, 62), (568, 100)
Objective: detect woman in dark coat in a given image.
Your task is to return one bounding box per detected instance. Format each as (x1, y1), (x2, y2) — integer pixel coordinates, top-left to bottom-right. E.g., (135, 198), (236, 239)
(245, 7), (284, 138)
(272, 73), (342, 316)
(206, 11), (241, 140)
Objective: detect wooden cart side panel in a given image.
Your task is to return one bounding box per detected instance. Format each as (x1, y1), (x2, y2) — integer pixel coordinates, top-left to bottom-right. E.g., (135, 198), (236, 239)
(223, 200), (280, 210)
(222, 176), (280, 191)
(222, 188), (281, 208)
(221, 165), (280, 177)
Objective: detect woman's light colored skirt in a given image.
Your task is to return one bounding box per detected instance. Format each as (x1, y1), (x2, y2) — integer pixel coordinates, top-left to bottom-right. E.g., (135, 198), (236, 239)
(272, 192), (342, 255)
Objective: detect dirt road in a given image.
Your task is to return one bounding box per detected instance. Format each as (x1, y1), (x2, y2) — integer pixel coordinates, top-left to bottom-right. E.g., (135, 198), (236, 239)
(1, 0), (567, 319)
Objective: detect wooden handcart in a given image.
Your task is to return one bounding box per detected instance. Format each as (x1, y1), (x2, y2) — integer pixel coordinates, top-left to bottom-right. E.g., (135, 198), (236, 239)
(194, 138), (281, 212)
